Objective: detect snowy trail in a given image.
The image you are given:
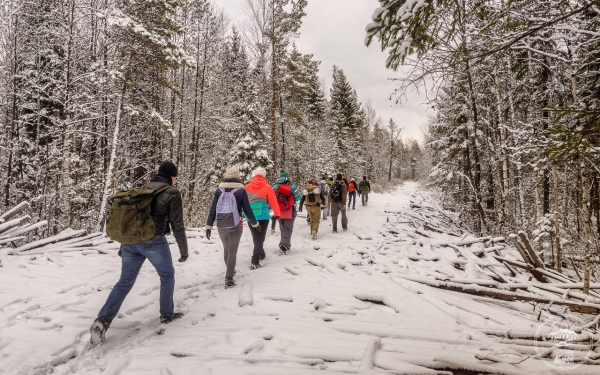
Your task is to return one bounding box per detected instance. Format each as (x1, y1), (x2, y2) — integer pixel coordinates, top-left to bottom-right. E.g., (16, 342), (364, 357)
(1, 182), (598, 374)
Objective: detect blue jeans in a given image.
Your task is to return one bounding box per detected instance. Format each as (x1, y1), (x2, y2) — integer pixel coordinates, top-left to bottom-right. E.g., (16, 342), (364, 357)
(348, 192), (357, 208)
(98, 236), (175, 326)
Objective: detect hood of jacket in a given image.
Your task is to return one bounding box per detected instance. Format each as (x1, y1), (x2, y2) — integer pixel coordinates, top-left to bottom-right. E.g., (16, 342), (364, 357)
(247, 175), (268, 190)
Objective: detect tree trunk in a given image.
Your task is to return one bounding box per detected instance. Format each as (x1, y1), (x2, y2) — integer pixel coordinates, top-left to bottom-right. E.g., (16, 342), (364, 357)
(270, 0), (277, 170)
(96, 83), (127, 232)
(554, 164), (562, 272)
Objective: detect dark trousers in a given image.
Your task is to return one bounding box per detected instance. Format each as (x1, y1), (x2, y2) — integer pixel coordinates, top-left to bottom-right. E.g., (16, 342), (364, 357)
(348, 192), (357, 209)
(249, 219), (269, 264)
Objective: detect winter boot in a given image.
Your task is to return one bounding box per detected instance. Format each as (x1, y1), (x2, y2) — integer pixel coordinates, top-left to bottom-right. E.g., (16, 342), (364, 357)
(90, 318), (107, 345)
(250, 262), (261, 270)
(279, 244), (289, 254)
(225, 278), (236, 289)
(160, 312), (184, 324)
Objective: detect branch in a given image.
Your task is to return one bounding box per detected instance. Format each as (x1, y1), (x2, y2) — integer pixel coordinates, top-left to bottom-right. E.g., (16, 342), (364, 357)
(472, 4), (591, 63)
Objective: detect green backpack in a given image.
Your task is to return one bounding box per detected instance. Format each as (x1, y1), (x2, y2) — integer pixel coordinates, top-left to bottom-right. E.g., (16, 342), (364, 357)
(106, 185), (171, 244)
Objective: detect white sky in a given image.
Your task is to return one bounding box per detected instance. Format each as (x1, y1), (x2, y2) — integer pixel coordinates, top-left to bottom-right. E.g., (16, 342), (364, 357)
(212, 0), (431, 142)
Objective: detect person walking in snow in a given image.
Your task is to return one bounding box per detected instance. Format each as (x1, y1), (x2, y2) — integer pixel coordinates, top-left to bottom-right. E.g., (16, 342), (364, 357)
(347, 178), (359, 210)
(272, 169), (302, 253)
(359, 176), (371, 206)
(205, 167), (260, 289)
(326, 176), (333, 218)
(318, 178), (329, 220)
(90, 161), (188, 345)
(329, 173), (348, 233)
(244, 167), (280, 269)
(298, 180), (326, 240)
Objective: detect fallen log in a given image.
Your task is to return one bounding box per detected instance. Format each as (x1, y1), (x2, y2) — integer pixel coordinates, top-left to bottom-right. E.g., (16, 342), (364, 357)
(0, 216), (31, 235)
(431, 237), (492, 247)
(509, 235), (534, 266)
(0, 236), (26, 246)
(518, 232), (544, 269)
(0, 221), (48, 239)
(401, 276), (600, 314)
(492, 255), (548, 282)
(0, 202), (30, 223)
(11, 229), (86, 253)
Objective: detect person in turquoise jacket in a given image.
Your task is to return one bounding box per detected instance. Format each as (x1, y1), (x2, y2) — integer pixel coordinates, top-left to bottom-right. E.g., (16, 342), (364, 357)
(270, 169), (301, 254)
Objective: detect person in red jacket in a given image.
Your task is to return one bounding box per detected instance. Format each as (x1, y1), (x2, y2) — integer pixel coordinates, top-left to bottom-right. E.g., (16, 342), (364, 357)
(347, 178), (360, 210)
(245, 167), (280, 269)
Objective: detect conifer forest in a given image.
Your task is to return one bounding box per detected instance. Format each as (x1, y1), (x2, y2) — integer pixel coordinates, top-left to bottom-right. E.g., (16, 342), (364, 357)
(1, 0), (600, 291)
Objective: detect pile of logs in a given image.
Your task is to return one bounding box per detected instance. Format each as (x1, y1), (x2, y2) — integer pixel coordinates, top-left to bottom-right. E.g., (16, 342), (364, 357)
(0, 202), (114, 259)
(385, 194), (600, 317)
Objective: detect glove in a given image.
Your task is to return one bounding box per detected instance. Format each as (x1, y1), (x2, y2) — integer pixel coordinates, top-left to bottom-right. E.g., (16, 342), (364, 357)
(206, 229), (211, 240)
(178, 255), (188, 263)
(272, 216), (280, 221)
(255, 223), (262, 233)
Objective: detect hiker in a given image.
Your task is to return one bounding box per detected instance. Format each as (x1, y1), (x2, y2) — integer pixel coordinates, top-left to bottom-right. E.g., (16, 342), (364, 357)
(359, 176), (371, 206)
(206, 167), (260, 288)
(347, 178), (360, 210)
(326, 177), (333, 219)
(90, 161), (188, 345)
(329, 173), (348, 233)
(244, 167), (280, 269)
(298, 180), (326, 240)
(318, 178), (329, 220)
(272, 169), (302, 253)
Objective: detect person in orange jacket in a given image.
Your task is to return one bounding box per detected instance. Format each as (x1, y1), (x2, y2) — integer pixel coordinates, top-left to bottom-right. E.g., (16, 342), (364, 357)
(244, 167), (280, 269)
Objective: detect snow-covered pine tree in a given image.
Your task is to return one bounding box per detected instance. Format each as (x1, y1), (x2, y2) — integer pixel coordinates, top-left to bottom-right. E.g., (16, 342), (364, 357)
(329, 65), (362, 174)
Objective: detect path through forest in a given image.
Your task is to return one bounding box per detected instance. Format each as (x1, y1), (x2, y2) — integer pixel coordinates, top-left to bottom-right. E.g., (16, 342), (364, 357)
(1, 182), (598, 375)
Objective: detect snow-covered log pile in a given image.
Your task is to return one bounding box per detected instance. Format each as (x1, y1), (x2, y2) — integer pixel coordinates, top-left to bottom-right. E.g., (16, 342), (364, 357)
(0, 203), (208, 262)
(0, 202), (119, 258)
(381, 193), (600, 315)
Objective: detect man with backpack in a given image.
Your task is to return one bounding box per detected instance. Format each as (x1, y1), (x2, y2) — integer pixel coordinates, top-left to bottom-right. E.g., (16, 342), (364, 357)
(298, 180), (326, 240)
(206, 167), (260, 289)
(245, 167), (280, 269)
(329, 173), (348, 233)
(272, 170), (301, 253)
(90, 161), (188, 345)
(359, 176), (371, 206)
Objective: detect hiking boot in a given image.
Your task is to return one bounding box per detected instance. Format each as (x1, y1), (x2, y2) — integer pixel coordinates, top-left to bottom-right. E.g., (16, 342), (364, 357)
(259, 252), (266, 261)
(90, 318), (107, 345)
(225, 279), (236, 289)
(343, 228), (348, 231)
(279, 244), (289, 254)
(160, 312), (184, 324)
(332, 230), (338, 233)
(250, 262), (261, 270)
(312, 230), (317, 240)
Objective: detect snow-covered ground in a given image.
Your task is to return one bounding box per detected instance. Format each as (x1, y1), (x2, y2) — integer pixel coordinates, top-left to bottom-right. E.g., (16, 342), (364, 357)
(1, 182), (598, 374)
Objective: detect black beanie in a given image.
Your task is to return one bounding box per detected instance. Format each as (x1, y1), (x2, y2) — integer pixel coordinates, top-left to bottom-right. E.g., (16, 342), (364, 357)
(157, 161), (178, 178)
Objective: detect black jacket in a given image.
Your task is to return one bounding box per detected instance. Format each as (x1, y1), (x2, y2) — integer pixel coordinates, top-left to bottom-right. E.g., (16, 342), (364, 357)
(145, 175), (188, 257)
(205, 179), (259, 229)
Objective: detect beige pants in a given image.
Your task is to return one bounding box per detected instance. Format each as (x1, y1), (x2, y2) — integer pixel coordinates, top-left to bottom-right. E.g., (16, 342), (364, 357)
(306, 205), (321, 233)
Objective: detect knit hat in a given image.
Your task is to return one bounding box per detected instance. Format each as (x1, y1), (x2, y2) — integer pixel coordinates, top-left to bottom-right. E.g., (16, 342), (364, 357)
(252, 167), (267, 178)
(224, 166), (240, 180)
(308, 179), (315, 185)
(157, 161), (178, 178)
(279, 169), (290, 179)
(351, 178), (355, 182)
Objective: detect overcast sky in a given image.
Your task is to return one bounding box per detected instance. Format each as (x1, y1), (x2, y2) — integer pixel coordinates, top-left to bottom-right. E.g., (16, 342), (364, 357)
(212, 0), (431, 142)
